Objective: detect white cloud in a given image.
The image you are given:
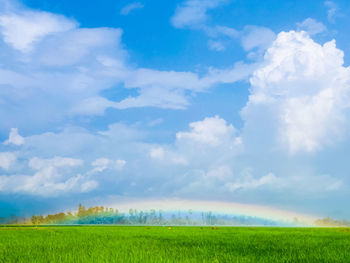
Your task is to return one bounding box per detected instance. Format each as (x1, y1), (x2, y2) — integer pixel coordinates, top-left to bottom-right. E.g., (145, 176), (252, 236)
(4, 128), (24, 146)
(171, 0), (228, 28)
(296, 18), (326, 35)
(242, 30), (350, 154)
(226, 173), (277, 192)
(0, 10), (76, 52)
(0, 156), (94, 196)
(0, 152), (16, 170)
(149, 147), (165, 160)
(120, 2), (144, 15)
(240, 26), (276, 59)
(176, 115), (237, 147)
(90, 157), (126, 173)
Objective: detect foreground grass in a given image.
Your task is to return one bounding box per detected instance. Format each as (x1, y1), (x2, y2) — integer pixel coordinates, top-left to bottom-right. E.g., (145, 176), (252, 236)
(0, 226), (349, 262)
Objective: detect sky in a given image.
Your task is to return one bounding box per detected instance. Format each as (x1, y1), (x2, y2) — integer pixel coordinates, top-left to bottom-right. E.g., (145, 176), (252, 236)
(0, 0), (350, 220)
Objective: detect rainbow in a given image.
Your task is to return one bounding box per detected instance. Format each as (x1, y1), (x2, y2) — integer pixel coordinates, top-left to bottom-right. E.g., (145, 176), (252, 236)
(105, 199), (318, 226)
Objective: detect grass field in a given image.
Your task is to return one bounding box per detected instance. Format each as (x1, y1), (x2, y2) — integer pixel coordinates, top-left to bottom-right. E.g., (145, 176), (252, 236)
(0, 226), (349, 262)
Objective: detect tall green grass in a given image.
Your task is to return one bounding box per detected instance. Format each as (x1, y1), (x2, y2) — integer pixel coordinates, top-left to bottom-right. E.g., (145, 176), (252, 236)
(0, 226), (349, 262)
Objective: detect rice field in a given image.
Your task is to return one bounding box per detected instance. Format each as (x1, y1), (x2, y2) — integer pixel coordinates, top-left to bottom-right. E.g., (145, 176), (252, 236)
(0, 226), (349, 262)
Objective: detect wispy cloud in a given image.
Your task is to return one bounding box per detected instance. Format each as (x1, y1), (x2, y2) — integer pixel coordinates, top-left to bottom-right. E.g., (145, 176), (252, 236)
(171, 0), (229, 28)
(324, 1), (338, 23)
(120, 2), (144, 16)
(0, 2), (255, 133)
(171, 1), (276, 55)
(0, 10), (77, 52)
(296, 18), (326, 35)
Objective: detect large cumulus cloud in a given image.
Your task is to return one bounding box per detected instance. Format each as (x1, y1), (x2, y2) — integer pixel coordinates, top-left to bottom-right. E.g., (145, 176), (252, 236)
(242, 31), (350, 154)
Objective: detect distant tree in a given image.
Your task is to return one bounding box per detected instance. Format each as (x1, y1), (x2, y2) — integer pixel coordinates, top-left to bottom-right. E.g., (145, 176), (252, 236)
(78, 204), (87, 217)
(31, 215), (38, 225)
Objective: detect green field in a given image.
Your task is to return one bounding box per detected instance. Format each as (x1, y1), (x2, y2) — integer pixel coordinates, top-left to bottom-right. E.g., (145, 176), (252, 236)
(0, 226), (349, 262)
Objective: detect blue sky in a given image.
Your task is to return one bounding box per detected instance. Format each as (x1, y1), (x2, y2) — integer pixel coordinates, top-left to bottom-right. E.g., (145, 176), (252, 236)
(0, 0), (350, 220)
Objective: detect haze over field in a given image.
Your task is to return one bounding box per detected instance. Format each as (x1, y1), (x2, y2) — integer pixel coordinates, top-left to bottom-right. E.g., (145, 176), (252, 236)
(0, 0), (350, 221)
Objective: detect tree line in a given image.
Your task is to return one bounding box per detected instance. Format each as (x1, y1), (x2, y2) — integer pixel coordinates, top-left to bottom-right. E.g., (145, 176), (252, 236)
(29, 204), (279, 226)
(314, 217), (350, 227)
